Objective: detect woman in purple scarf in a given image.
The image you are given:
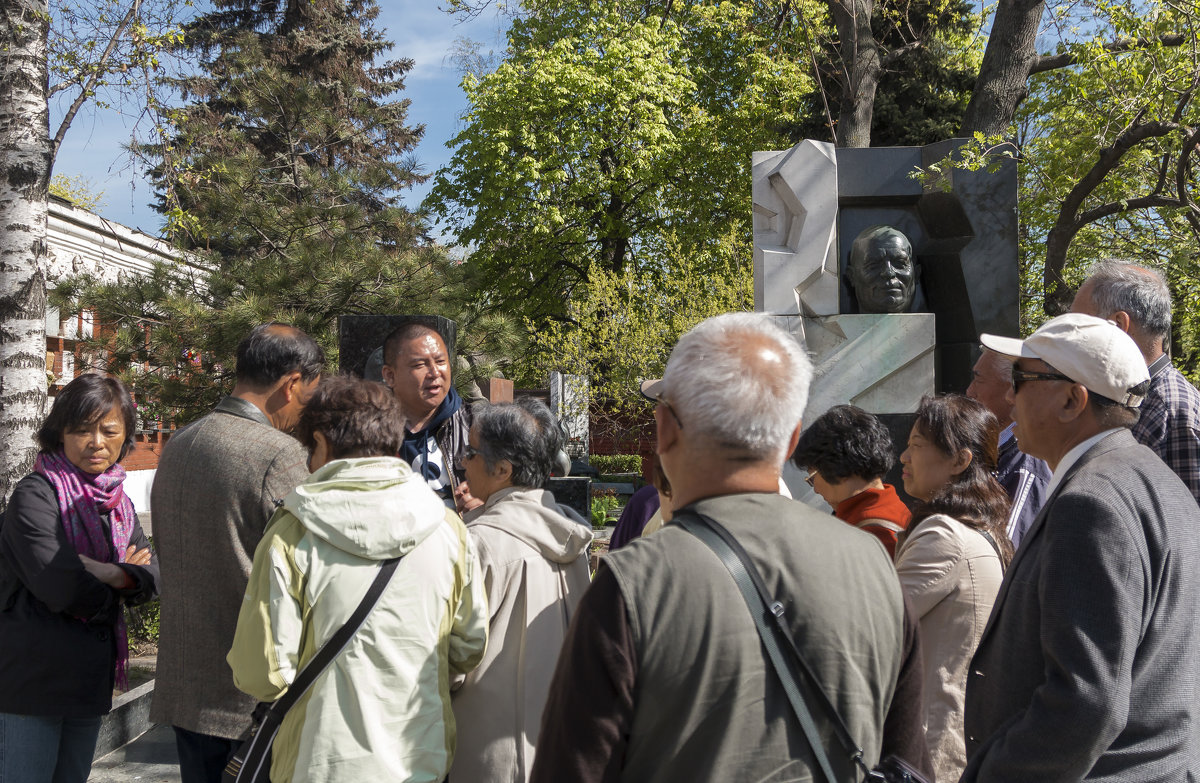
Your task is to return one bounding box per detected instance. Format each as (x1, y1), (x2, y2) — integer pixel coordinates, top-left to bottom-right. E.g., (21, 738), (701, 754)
(0, 374), (159, 782)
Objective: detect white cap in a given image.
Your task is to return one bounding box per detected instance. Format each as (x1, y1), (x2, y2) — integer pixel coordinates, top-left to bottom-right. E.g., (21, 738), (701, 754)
(981, 313), (1150, 407)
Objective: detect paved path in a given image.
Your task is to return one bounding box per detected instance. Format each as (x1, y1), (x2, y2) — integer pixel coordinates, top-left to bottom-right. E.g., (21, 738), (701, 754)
(89, 724), (181, 783)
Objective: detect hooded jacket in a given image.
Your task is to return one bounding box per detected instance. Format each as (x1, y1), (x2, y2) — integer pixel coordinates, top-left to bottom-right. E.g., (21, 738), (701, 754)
(449, 486), (593, 783)
(228, 457), (488, 783)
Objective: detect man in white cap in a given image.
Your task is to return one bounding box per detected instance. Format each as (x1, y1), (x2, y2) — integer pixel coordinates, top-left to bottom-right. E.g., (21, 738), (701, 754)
(961, 313), (1200, 782)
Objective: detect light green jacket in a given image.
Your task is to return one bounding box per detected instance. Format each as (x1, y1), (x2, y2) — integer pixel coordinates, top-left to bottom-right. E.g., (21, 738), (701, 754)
(228, 456), (488, 783)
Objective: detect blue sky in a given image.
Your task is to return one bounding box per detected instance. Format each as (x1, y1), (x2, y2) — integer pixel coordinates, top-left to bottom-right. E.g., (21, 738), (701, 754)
(49, 2), (510, 236)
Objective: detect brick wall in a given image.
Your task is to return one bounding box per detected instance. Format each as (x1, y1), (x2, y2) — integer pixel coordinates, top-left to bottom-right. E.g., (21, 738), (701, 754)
(589, 407), (657, 481)
(122, 431), (172, 472)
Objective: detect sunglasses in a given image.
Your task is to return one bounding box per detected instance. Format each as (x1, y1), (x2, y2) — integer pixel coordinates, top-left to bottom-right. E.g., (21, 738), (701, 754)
(1011, 366), (1073, 391)
(805, 469), (819, 488)
(463, 445), (482, 460)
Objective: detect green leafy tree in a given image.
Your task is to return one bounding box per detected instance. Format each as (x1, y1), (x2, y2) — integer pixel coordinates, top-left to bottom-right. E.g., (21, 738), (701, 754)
(520, 228), (753, 431)
(427, 0), (808, 331)
(1011, 0), (1200, 376)
(49, 174), (106, 211)
(787, 0), (984, 146)
(62, 0), (521, 423)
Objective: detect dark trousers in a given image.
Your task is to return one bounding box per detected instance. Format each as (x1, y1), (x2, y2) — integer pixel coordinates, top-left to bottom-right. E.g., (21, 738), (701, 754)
(173, 725), (241, 783)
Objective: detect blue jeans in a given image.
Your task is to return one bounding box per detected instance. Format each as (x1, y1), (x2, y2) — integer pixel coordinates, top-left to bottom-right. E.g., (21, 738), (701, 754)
(173, 725), (242, 783)
(0, 712), (102, 783)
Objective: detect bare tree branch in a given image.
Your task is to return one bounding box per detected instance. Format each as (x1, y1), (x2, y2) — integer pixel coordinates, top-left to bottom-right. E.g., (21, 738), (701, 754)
(1030, 33), (1187, 75)
(50, 1), (140, 165)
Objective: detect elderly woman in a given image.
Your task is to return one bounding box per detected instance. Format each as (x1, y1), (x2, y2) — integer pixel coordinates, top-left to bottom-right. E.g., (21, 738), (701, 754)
(792, 404), (911, 557)
(449, 398), (593, 783)
(228, 375), (487, 782)
(0, 374), (158, 783)
(896, 394), (1012, 782)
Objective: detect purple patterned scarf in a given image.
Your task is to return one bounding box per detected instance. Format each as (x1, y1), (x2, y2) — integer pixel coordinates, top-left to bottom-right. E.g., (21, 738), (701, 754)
(34, 450), (137, 688)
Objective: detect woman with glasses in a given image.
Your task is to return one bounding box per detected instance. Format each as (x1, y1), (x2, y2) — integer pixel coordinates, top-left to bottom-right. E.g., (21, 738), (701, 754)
(792, 404), (911, 557)
(896, 394), (1012, 782)
(449, 398), (593, 783)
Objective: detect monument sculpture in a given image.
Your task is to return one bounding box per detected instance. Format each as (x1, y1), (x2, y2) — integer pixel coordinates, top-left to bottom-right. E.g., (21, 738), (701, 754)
(846, 225), (919, 314)
(752, 139), (1019, 503)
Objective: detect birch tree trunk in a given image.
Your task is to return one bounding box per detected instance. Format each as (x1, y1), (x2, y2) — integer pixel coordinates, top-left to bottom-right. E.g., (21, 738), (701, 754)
(0, 0), (51, 508)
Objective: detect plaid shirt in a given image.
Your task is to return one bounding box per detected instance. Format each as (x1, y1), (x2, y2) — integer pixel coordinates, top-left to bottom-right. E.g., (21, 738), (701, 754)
(1131, 359), (1200, 502)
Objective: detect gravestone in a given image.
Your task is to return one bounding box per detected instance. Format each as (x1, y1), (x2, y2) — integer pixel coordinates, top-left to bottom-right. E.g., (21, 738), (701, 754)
(753, 139), (1019, 504)
(550, 371), (590, 461)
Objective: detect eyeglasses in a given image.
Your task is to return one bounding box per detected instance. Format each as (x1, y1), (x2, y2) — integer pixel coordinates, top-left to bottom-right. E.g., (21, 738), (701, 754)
(656, 393), (684, 431)
(463, 445), (482, 460)
(804, 469), (819, 488)
(1011, 366), (1073, 391)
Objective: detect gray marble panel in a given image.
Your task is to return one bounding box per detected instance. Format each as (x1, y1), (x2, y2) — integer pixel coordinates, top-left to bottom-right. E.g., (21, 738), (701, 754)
(774, 313), (936, 500)
(752, 140), (840, 316)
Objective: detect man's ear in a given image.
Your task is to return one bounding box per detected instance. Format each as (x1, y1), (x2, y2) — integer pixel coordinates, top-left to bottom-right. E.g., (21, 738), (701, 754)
(493, 458), (513, 483)
(380, 363), (394, 388)
(1060, 383), (1089, 422)
(280, 371), (303, 402)
(655, 404), (679, 455)
(785, 421), (803, 462)
(1108, 310), (1133, 334)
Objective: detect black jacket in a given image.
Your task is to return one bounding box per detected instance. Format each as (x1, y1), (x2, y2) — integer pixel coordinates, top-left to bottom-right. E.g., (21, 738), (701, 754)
(0, 473), (159, 717)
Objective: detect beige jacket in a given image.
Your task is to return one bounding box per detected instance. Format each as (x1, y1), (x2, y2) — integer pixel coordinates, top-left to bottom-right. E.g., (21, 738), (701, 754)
(895, 513), (1003, 783)
(449, 486), (593, 783)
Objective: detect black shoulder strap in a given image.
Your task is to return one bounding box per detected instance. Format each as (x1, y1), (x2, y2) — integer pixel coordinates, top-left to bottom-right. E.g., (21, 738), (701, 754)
(269, 556), (400, 717)
(675, 511), (870, 782)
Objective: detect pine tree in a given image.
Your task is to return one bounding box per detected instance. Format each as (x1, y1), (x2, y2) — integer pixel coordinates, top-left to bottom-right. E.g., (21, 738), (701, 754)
(64, 0), (516, 423)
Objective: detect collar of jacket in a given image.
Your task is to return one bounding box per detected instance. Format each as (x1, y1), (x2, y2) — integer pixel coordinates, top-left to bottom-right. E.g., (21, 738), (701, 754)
(214, 395), (272, 428)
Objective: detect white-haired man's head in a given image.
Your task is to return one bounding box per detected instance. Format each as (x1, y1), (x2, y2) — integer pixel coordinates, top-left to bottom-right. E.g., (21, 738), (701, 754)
(659, 313), (812, 464)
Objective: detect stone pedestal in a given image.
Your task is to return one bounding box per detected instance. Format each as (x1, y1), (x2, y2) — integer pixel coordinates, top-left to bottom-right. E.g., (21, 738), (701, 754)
(771, 314), (936, 501)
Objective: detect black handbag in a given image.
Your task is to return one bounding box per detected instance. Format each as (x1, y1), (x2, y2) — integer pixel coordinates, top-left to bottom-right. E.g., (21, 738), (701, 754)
(222, 556), (401, 782)
(676, 512), (930, 783)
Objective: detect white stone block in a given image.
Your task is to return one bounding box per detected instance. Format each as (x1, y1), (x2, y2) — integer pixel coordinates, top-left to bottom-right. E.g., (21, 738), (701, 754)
(752, 141), (840, 316)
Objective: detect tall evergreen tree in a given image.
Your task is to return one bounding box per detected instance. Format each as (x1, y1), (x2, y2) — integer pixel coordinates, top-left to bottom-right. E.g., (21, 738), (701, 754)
(64, 0), (516, 423)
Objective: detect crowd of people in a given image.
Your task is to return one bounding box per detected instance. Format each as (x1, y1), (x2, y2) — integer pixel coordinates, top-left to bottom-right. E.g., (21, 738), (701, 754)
(1, 258), (1199, 782)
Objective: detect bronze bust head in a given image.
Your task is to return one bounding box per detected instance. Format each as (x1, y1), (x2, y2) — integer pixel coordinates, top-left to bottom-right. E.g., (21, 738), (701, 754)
(846, 225), (917, 313)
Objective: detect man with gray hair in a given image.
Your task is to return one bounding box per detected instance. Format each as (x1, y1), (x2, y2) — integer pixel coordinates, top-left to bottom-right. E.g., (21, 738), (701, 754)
(1071, 260), (1200, 500)
(531, 313), (930, 782)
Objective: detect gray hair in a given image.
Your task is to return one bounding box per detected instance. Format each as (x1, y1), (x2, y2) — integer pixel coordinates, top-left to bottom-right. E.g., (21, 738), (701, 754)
(1083, 259), (1171, 339)
(661, 313), (812, 462)
(472, 398), (565, 488)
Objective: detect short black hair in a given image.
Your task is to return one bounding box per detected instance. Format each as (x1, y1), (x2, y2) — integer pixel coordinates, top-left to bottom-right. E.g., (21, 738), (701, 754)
(235, 323), (324, 387)
(38, 374), (138, 460)
(472, 398), (564, 489)
(382, 323), (446, 366)
(791, 404), (894, 482)
(295, 375), (406, 459)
